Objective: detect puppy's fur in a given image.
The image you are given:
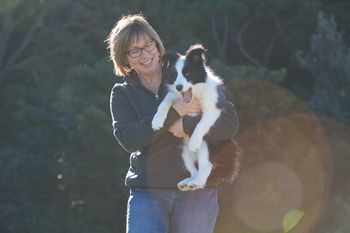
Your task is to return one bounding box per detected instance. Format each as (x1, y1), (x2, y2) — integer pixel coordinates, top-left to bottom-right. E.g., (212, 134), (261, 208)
(152, 44), (242, 191)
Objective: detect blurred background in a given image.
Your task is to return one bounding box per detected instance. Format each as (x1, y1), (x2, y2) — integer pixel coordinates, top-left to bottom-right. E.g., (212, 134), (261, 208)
(0, 0), (349, 232)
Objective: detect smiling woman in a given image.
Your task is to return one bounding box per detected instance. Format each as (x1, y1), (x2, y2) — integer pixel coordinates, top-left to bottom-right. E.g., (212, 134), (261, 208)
(106, 14), (239, 233)
(125, 35), (161, 89)
(106, 15), (165, 77)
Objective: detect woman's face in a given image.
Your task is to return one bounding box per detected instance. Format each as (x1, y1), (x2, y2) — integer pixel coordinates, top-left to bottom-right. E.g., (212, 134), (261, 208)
(126, 33), (161, 77)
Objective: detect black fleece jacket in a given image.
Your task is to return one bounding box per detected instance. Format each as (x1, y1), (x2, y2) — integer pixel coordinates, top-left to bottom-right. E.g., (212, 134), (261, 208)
(110, 70), (239, 189)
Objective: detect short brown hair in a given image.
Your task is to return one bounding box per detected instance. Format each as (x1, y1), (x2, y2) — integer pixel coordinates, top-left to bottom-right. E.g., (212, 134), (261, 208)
(106, 14), (165, 77)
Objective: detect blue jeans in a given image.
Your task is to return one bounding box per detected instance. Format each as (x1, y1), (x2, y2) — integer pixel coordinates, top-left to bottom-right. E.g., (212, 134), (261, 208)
(126, 188), (219, 233)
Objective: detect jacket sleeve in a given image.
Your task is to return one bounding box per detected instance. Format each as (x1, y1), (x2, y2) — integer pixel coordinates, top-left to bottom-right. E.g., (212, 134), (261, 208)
(182, 87), (239, 140)
(110, 85), (180, 153)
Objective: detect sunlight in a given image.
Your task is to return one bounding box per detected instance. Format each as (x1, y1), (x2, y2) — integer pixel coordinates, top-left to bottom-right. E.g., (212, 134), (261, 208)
(217, 79), (333, 233)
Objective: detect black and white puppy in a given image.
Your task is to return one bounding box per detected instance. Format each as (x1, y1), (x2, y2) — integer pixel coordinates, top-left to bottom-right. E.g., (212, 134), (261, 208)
(152, 44), (240, 191)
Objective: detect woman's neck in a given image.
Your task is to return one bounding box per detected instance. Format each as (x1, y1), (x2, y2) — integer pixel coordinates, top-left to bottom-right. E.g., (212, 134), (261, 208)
(138, 69), (162, 94)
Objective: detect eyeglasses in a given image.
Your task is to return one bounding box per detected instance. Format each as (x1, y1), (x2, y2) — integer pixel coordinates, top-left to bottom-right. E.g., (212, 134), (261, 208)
(127, 40), (156, 58)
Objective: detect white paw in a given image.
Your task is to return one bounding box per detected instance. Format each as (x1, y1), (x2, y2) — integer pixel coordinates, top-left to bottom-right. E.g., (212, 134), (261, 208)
(152, 114), (166, 130)
(188, 137), (202, 152)
(177, 177), (205, 191)
(177, 178), (192, 191)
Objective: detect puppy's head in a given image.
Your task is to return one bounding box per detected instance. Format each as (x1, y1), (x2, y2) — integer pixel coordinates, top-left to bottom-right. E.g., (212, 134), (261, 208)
(162, 44), (208, 103)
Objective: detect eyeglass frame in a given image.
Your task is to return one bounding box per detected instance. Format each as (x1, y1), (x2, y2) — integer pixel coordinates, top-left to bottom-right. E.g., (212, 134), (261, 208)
(126, 39), (157, 58)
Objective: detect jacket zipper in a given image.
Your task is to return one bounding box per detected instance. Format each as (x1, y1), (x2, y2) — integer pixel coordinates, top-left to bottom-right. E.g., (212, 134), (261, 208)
(128, 76), (162, 102)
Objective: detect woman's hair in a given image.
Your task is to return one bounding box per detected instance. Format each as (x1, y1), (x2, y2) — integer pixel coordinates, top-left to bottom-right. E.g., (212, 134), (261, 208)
(106, 14), (165, 77)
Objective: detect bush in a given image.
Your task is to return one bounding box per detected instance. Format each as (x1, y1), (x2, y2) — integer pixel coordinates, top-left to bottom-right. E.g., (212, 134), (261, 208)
(210, 59), (286, 84)
(296, 12), (350, 123)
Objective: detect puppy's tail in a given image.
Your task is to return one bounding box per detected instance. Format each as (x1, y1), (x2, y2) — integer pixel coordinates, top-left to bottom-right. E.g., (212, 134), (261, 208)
(208, 138), (244, 184)
(224, 138), (244, 183)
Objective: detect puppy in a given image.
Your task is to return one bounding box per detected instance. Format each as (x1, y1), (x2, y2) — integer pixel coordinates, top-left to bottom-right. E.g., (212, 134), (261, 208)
(152, 44), (241, 191)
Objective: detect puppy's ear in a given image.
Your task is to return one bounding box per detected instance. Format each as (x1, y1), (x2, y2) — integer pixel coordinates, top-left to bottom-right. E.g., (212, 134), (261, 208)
(162, 51), (179, 83)
(162, 51), (178, 70)
(186, 44), (207, 64)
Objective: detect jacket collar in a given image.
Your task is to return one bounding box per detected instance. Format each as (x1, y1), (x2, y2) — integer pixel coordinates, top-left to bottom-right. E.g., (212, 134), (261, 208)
(124, 68), (168, 88)
(123, 69), (168, 98)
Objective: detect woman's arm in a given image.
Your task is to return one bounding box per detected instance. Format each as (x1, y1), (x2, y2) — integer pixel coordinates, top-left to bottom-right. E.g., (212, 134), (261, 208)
(110, 85), (180, 153)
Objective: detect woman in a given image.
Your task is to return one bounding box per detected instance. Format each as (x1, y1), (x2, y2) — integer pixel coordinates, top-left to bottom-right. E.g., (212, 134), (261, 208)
(107, 14), (239, 233)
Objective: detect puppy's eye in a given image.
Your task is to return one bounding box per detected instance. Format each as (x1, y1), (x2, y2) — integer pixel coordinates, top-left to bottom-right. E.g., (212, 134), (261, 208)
(184, 72), (190, 77)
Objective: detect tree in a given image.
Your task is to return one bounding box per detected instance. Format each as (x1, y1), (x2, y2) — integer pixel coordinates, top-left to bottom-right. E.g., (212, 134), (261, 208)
(297, 12), (350, 122)
(173, 0), (320, 67)
(0, 0), (50, 84)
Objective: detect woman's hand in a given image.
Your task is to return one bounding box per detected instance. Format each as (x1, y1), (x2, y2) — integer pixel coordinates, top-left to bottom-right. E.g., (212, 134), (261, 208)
(168, 118), (187, 138)
(172, 98), (201, 117)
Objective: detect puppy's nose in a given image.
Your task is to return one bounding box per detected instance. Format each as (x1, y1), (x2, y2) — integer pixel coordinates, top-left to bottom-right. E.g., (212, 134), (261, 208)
(176, 84), (183, 91)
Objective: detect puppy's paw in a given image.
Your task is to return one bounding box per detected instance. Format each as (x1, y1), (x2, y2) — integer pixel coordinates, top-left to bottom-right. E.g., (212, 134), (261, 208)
(177, 178), (192, 191)
(188, 137), (202, 152)
(187, 178), (206, 190)
(151, 114), (166, 130)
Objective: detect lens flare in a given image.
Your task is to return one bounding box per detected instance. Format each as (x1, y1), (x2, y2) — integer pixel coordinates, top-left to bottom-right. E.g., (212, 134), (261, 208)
(215, 79), (332, 233)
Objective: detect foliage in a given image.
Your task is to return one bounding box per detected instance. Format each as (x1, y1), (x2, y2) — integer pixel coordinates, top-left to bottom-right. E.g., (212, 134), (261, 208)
(210, 59), (286, 84)
(0, 0), (349, 232)
(296, 12), (350, 123)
